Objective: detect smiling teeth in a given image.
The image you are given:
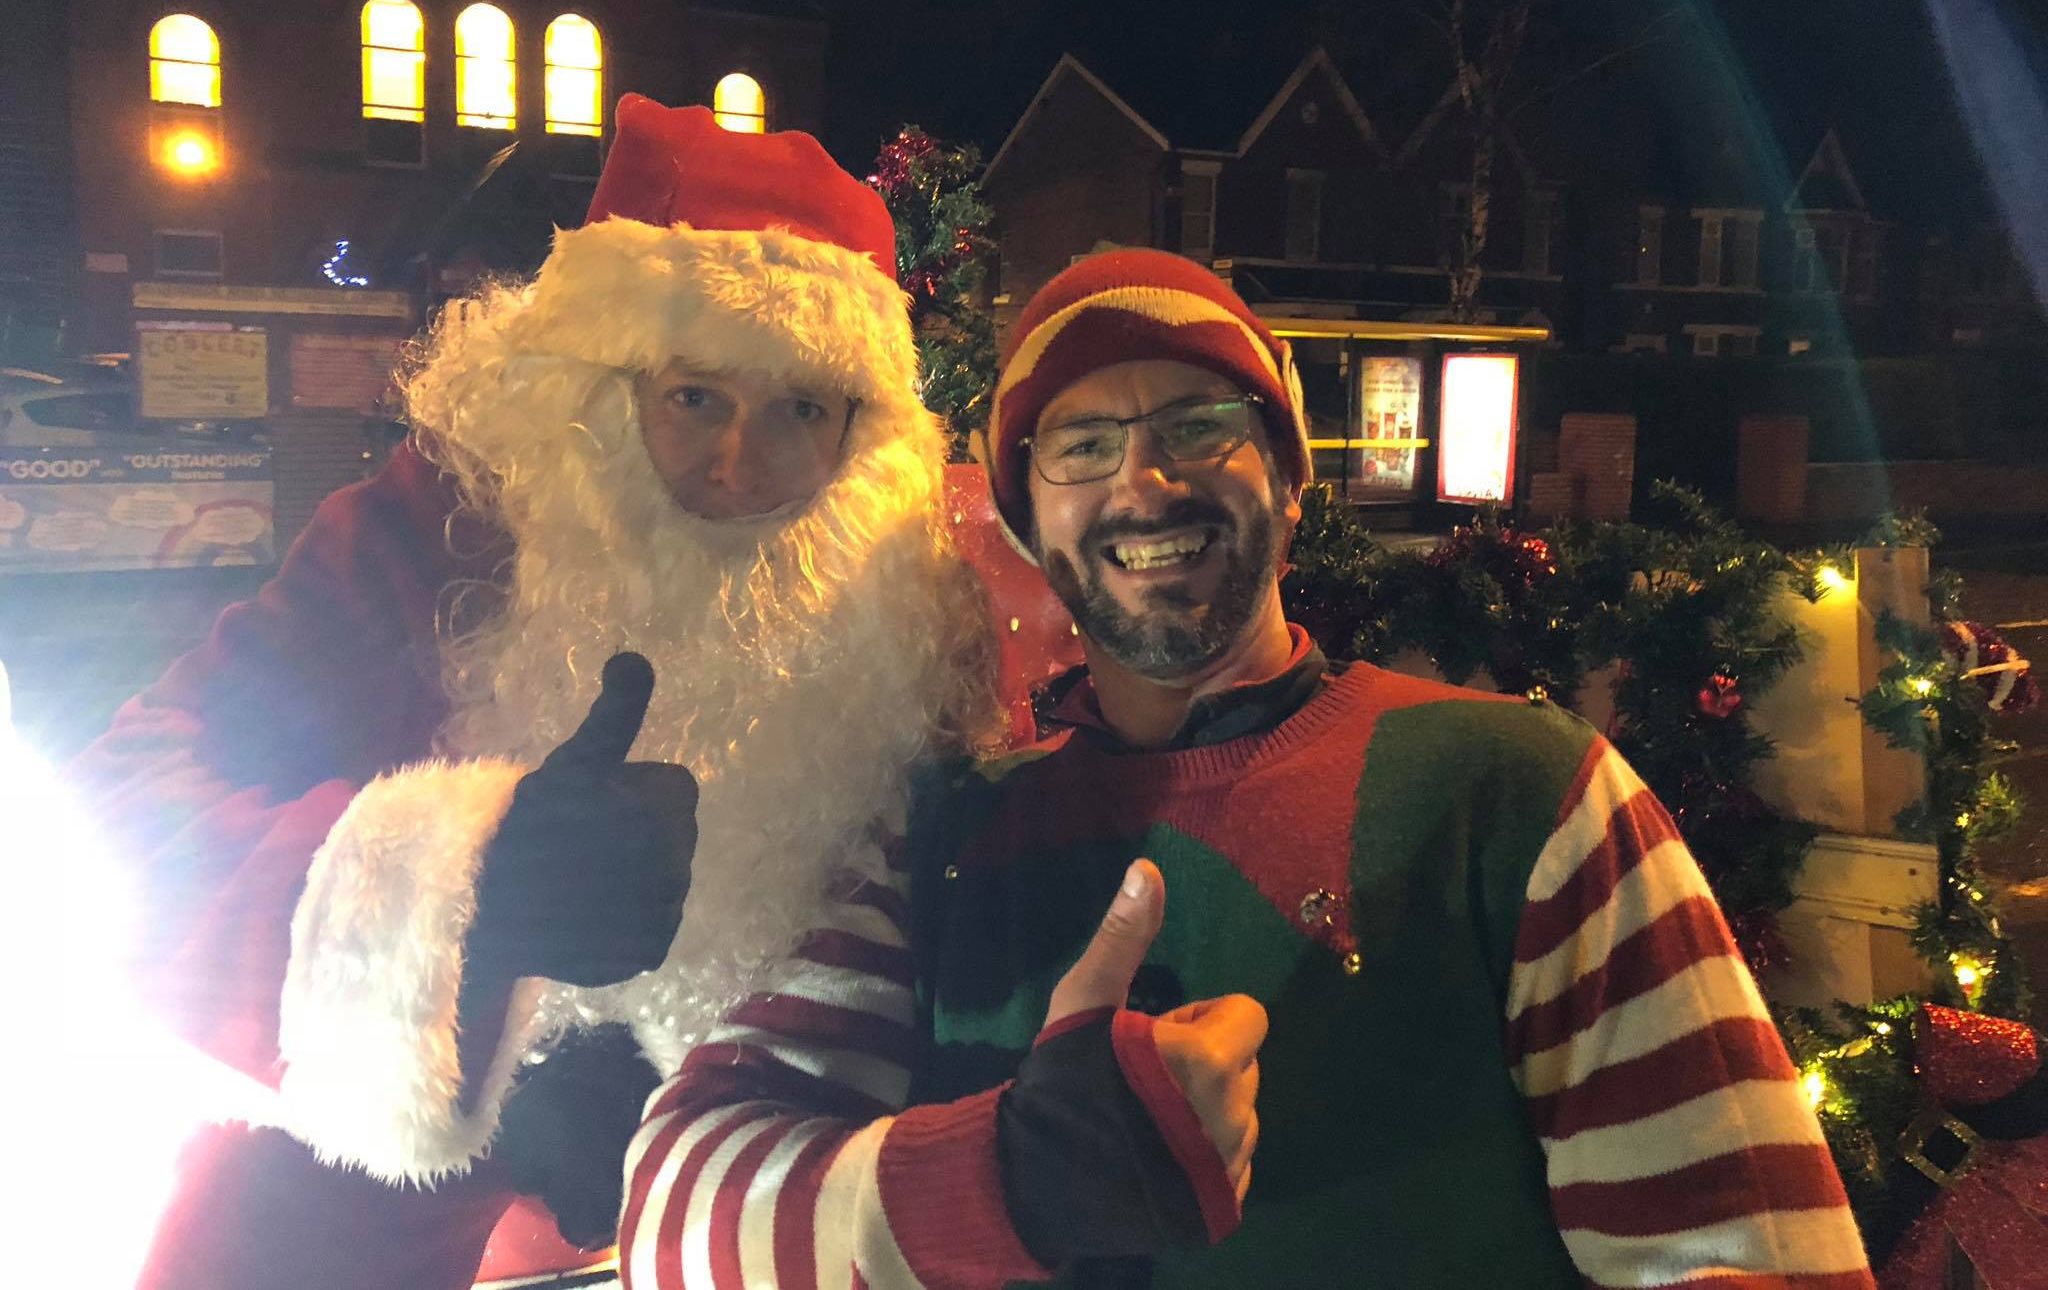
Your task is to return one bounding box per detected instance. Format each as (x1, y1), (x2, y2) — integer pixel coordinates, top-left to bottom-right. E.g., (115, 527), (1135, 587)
(1114, 534), (1208, 570)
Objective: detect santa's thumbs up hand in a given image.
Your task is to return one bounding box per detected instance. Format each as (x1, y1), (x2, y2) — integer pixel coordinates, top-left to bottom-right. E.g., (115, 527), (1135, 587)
(466, 652), (698, 990)
(542, 651), (656, 769)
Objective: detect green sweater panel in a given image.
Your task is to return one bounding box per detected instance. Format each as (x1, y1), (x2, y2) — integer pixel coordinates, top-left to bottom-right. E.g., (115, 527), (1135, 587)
(907, 667), (1602, 1288)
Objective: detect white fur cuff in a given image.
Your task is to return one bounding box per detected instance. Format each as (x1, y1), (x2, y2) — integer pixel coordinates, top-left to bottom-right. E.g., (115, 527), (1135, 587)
(278, 757), (542, 1186)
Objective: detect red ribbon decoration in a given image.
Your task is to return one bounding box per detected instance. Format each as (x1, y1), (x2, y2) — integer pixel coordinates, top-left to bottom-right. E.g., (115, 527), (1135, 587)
(1696, 672), (1743, 719)
(1879, 1006), (2048, 1290)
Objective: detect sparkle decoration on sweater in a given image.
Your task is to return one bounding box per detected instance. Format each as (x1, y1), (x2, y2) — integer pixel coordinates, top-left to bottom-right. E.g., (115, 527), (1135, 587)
(1297, 888), (1341, 929)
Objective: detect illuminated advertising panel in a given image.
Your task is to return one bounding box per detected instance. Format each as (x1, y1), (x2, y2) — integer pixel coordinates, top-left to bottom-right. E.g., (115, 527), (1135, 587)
(1436, 352), (1519, 505)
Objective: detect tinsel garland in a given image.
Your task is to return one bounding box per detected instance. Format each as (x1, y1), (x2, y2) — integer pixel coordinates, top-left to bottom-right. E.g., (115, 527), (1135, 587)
(866, 126), (997, 461)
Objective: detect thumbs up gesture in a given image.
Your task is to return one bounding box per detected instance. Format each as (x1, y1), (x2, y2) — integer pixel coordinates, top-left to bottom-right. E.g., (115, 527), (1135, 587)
(998, 861), (1267, 1265)
(1048, 861), (1266, 1202)
(465, 652), (699, 989)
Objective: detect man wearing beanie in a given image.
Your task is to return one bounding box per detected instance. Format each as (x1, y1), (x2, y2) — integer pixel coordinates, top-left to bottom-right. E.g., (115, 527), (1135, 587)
(624, 248), (1873, 1287)
(71, 97), (1001, 1289)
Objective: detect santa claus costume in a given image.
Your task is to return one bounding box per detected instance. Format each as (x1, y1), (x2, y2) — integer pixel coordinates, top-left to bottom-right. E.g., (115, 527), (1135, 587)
(73, 96), (1001, 1289)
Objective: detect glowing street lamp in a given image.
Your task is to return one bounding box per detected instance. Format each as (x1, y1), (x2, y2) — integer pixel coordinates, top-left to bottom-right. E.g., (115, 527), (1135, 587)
(160, 127), (220, 177)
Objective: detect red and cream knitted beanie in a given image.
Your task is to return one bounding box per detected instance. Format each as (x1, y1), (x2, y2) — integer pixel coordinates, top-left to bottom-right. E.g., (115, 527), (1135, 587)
(989, 248), (1311, 547)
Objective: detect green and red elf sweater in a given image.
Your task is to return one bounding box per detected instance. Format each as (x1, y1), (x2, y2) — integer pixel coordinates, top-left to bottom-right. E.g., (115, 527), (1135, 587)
(620, 636), (1872, 1288)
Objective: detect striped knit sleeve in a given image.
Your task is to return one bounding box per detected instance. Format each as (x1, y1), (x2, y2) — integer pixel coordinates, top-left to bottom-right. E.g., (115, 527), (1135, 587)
(617, 867), (1048, 1290)
(1503, 737), (1874, 1289)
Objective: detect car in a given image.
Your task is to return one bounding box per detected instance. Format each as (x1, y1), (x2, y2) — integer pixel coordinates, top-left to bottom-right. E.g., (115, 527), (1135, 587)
(0, 366), (135, 447)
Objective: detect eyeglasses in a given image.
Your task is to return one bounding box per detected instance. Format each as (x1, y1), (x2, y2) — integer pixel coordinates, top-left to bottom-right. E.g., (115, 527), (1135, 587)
(1022, 395), (1265, 486)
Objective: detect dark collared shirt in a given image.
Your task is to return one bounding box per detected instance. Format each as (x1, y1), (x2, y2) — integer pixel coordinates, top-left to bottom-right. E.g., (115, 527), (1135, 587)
(1041, 623), (1334, 752)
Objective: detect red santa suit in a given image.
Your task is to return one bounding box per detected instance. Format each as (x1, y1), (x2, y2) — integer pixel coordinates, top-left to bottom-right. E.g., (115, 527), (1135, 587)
(73, 97), (1038, 1289)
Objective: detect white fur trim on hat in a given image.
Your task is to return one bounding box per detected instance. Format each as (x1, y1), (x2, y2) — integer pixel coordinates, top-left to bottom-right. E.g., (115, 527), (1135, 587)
(278, 757), (546, 1186)
(504, 220), (920, 405)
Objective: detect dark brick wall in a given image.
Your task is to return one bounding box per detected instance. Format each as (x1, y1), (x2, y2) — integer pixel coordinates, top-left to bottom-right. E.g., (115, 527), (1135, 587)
(1, 0), (74, 354)
(984, 68), (1166, 308)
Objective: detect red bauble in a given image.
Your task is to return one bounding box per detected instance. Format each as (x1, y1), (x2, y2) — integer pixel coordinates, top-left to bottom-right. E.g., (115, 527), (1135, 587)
(1941, 619), (2039, 713)
(1696, 672), (1743, 719)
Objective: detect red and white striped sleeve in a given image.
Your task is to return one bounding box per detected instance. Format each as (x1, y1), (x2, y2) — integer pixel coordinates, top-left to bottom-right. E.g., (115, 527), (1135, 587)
(1504, 738), (1874, 1289)
(617, 868), (1048, 1290)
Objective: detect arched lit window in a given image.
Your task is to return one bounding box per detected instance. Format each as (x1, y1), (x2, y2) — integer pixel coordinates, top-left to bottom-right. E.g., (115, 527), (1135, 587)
(713, 72), (765, 133)
(362, 0), (424, 122)
(149, 14), (220, 107)
(543, 14), (602, 136)
(455, 3), (516, 129)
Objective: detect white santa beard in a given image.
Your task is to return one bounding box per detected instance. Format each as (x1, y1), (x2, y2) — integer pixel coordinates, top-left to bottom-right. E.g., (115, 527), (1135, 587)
(436, 433), (980, 1070)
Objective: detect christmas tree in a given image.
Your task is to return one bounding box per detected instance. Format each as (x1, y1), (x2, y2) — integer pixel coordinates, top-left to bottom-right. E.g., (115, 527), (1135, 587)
(867, 126), (998, 461)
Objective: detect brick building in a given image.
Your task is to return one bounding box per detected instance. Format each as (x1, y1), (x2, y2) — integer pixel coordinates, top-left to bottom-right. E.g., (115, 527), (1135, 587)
(1, 0), (76, 363)
(69, 0), (827, 353)
(31, 0), (827, 547)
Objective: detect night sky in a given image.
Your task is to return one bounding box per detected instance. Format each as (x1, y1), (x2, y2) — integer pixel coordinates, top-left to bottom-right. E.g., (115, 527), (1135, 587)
(777, 0), (2044, 233)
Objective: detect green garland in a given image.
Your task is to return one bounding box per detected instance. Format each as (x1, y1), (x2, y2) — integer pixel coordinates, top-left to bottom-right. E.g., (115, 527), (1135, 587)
(867, 126), (998, 461)
(1281, 484), (2034, 1254)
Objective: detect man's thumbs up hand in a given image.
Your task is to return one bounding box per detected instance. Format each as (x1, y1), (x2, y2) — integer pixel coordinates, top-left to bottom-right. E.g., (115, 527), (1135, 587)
(1153, 993), (1265, 1203)
(999, 862), (1265, 1265)
(465, 652), (698, 990)
(1045, 860), (1165, 1026)
(1043, 861), (1265, 1204)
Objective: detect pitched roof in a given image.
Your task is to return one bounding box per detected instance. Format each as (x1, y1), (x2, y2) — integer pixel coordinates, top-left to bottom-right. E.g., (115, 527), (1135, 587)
(1790, 128), (1868, 212)
(983, 54), (1168, 182)
(1235, 48), (1386, 158)
(986, 45), (1385, 175)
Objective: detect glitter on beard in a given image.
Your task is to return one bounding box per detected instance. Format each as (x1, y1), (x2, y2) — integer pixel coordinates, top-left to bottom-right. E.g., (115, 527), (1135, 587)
(1043, 502), (1279, 679)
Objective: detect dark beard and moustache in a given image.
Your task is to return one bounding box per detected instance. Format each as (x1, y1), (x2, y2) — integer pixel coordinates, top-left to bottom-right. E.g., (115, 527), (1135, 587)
(1040, 496), (1280, 680)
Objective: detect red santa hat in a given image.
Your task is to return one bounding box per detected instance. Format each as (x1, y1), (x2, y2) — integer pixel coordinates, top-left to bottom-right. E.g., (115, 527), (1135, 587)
(988, 248), (1311, 549)
(499, 95), (916, 407)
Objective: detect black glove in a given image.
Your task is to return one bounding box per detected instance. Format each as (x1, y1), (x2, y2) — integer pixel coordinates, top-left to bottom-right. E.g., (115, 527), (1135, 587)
(997, 1013), (1211, 1266)
(465, 652), (698, 989)
(491, 1023), (662, 1250)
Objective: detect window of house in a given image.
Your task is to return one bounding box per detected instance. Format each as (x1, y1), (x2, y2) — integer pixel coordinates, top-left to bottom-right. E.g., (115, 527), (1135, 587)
(1850, 230), (1878, 300)
(1633, 207), (1663, 285)
(1797, 226), (1853, 294)
(544, 14), (602, 136)
(1694, 211), (1760, 289)
(150, 14), (220, 107)
(1685, 325), (1759, 358)
(1523, 190), (1558, 276)
(1696, 215), (1722, 287)
(362, 1), (425, 122)
(456, 4), (516, 129)
(1788, 336), (1814, 356)
(1793, 227), (1820, 292)
(1285, 170), (1324, 262)
(1180, 161), (1219, 265)
(1617, 333), (1667, 355)
(714, 73), (766, 133)
(1727, 216), (1759, 288)
(155, 230), (224, 279)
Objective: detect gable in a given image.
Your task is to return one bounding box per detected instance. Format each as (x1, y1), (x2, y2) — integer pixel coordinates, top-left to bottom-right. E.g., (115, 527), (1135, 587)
(1238, 49), (1385, 161)
(985, 54), (1168, 185)
(1790, 129), (1868, 213)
